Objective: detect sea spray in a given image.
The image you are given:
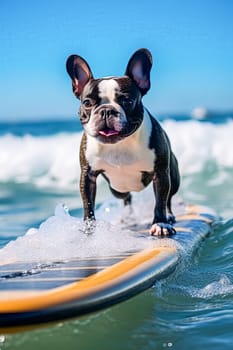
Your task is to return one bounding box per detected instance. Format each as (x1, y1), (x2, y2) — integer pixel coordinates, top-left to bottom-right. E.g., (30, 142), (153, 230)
(0, 203), (154, 264)
(0, 120), (232, 189)
(0, 193), (187, 265)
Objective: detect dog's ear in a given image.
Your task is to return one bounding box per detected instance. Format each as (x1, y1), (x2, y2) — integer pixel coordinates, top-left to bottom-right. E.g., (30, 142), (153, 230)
(125, 49), (152, 96)
(66, 55), (93, 98)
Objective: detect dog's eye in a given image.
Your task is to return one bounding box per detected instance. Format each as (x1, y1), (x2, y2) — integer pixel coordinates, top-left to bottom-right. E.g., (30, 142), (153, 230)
(122, 98), (134, 108)
(82, 99), (93, 108)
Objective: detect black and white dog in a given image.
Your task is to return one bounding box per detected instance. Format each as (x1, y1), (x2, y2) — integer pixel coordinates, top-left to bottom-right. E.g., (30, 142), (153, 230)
(66, 48), (180, 235)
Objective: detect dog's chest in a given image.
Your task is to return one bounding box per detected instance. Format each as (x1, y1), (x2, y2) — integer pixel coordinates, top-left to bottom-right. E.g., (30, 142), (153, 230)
(85, 132), (155, 193)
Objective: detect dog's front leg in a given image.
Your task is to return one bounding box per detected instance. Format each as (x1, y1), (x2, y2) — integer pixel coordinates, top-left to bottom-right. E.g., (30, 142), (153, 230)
(79, 164), (100, 235)
(79, 134), (100, 222)
(150, 169), (176, 236)
(80, 164), (99, 221)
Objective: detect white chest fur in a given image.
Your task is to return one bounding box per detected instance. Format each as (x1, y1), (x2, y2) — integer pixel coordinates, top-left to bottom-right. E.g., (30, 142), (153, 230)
(85, 110), (156, 193)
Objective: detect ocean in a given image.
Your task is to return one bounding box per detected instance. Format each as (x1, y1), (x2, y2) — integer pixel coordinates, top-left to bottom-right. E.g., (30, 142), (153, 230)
(0, 112), (233, 349)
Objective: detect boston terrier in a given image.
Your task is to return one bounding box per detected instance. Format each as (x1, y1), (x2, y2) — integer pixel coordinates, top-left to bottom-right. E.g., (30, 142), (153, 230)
(66, 48), (180, 236)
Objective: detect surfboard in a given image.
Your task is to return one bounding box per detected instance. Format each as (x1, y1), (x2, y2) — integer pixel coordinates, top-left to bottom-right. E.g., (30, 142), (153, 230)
(0, 204), (217, 334)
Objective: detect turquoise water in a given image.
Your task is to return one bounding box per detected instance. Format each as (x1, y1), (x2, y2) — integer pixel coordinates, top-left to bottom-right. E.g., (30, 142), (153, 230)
(0, 114), (233, 349)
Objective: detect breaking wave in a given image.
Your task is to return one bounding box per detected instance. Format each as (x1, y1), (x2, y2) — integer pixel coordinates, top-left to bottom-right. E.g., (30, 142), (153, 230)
(0, 120), (232, 189)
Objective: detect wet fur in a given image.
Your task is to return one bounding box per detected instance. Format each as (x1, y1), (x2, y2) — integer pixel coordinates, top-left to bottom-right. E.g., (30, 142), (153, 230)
(66, 49), (180, 236)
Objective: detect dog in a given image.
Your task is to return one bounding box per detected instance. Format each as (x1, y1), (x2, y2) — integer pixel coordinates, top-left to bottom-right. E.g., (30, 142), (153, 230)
(66, 48), (180, 236)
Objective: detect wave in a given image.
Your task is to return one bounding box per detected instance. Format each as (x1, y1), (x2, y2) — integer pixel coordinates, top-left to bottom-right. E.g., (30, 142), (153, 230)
(0, 120), (232, 189)
(0, 203), (155, 264)
(0, 197), (185, 264)
(0, 132), (81, 189)
(165, 119), (233, 173)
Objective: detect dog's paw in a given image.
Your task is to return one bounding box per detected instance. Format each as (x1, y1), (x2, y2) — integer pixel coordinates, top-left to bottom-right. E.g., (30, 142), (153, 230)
(149, 223), (176, 237)
(167, 214), (176, 224)
(79, 219), (96, 235)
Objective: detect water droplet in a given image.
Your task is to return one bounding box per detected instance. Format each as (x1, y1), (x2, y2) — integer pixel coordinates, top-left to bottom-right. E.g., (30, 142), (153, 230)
(163, 342), (173, 348)
(0, 335), (5, 343)
(54, 203), (70, 217)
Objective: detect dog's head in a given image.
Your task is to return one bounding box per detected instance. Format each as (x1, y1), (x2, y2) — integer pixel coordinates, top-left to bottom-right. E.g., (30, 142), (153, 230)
(66, 49), (152, 144)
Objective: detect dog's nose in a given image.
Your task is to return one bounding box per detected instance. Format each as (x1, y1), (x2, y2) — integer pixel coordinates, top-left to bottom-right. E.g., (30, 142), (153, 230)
(100, 107), (120, 119)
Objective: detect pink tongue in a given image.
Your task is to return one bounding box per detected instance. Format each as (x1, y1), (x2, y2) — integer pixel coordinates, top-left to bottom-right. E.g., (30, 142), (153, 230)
(99, 129), (119, 137)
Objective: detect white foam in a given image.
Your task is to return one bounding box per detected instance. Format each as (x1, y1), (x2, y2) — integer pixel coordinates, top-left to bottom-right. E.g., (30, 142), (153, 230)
(0, 203), (154, 265)
(0, 133), (81, 189)
(191, 275), (233, 299)
(0, 188), (187, 265)
(0, 120), (232, 188)
(163, 119), (233, 174)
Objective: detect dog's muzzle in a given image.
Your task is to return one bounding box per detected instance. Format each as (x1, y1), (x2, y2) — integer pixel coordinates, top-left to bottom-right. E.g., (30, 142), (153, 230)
(95, 105), (126, 139)
(98, 107), (121, 136)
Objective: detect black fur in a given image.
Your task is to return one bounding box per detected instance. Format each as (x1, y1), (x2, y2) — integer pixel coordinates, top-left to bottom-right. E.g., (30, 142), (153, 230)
(66, 49), (180, 236)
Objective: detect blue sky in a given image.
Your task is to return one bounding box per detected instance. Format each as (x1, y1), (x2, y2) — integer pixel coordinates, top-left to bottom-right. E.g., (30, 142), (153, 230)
(1, 0), (233, 120)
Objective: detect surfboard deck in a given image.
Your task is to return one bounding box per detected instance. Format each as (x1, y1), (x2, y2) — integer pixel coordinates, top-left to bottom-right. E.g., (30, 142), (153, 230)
(0, 204), (217, 334)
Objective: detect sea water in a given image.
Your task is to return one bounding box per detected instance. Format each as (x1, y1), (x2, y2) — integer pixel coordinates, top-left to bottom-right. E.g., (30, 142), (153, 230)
(0, 113), (233, 349)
